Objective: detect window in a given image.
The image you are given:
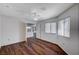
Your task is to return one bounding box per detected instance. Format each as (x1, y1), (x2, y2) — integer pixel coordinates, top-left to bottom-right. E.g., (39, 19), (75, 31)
(45, 23), (51, 33)
(45, 22), (56, 33)
(58, 17), (70, 37)
(64, 17), (70, 37)
(58, 20), (64, 36)
(50, 23), (56, 33)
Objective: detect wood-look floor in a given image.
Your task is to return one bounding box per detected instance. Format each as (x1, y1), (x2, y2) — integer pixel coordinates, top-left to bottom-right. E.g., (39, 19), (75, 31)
(0, 38), (67, 55)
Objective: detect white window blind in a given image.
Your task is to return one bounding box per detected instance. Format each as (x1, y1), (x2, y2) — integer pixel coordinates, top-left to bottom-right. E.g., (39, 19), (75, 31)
(45, 23), (51, 33)
(58, 17), (70, 37)
(58, 20), (64, 36)
(50, 23), (56, 33)
(64, 17), (70, 37)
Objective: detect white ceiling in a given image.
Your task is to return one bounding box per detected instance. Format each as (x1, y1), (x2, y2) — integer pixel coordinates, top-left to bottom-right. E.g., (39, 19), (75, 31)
(0, 3), (74, 23)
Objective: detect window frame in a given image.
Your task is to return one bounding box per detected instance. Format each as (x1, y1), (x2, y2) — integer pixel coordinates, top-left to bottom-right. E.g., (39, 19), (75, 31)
(58, 16), (70, 38)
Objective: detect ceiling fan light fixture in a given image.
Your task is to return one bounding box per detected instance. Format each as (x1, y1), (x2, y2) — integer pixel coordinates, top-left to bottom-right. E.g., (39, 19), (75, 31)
(34, 18), (38, 21)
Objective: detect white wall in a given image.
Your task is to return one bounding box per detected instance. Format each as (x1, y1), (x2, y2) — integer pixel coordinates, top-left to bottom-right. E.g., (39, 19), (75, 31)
(19, 22), (26, 42)
(1, 15), (26, 46)
(36, 4), (79, 55)
(57, 4), (79, 55)
(58, 5), (79, 54)
(0, 16), (2, 47)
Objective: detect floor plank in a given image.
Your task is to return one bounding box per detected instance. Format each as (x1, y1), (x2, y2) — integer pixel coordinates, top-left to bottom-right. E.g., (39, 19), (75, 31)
(0, 38), (67, 55)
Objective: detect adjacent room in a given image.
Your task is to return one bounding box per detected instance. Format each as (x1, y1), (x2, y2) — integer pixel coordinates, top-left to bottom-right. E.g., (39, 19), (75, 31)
(0, 3), (79, 55)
